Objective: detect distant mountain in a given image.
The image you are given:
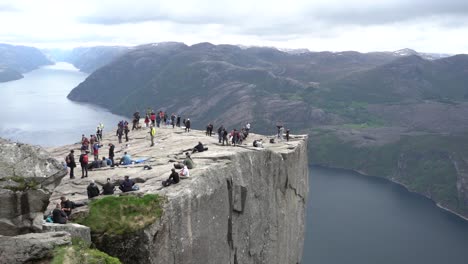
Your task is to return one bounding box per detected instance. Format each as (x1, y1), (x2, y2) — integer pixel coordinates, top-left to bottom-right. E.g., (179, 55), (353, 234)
(44, 46), (130, 73)
(392, 48), (452, 60)
(0, 43), (52, 82)
(320, 54), (468, 103)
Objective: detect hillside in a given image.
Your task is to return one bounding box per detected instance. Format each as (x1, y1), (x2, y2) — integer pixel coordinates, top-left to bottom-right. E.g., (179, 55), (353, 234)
(0, 43), (53, 82)
(67, 42), (468, 217)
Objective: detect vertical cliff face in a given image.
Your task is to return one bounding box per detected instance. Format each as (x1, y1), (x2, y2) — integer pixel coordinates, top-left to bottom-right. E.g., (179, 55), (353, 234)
(82, 134), (308, 264)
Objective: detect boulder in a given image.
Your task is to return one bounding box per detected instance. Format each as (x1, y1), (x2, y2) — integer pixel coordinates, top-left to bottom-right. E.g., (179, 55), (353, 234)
(43, 223), (91, 244)
(0, 231), (71, 264)
(0, 139), (67, 236)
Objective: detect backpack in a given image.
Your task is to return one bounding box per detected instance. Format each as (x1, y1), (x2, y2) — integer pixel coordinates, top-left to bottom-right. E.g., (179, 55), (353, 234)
(83, 154), (89, 164)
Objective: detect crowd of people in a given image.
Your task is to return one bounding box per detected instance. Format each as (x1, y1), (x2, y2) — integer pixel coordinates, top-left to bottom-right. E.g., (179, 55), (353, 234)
(56, 107), (292, 224)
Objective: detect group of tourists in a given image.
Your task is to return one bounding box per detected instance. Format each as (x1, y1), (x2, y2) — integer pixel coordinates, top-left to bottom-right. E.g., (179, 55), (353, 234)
(215, 123), (251, 146)
(59, 106), (294, 225)
(144, 109), (184, 129)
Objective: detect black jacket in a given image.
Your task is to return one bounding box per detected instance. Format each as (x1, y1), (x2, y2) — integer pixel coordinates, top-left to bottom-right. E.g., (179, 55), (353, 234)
(168, 171), (180, 183)
(102, 182), (115, 195)
(52, 209), (67, 224)
(87, 184), (100, 198)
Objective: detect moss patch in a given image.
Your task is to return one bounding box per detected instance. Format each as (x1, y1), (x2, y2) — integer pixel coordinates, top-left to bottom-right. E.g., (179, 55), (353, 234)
(52, 238), (120, 264)
(76, 194), (164, 235)
(1, 176), (40, 191)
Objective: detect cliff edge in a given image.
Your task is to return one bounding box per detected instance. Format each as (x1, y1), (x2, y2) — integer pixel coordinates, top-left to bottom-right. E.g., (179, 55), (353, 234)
(48, 127), (309, 264)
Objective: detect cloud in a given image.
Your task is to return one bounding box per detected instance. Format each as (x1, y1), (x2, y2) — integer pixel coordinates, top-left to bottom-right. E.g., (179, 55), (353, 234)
(79, 0), (468, 27)
(0, 3), (17, 12)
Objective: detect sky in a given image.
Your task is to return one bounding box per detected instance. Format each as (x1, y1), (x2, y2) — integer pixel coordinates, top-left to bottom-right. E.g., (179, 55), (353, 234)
(0, 0), (468, 53)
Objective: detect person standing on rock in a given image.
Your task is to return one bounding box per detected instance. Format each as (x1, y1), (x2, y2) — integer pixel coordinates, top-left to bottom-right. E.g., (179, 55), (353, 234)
(66, 150), (76, 179)
(150, 111), (156, 126)
(144, 114), (150, 128)
(217, 125), (224, 143)
(87, 180), (100, 199)
(93, 142), (101, 161)
(176, 115), (181, 127)
(185, 118), (191, 132)
(286, 129), (290, 142)
(79, 150), (89, 178)
(108, 143), (115, 166)
(117, 126), (123, 143)
(124, 123), (130, 142)
(149, 124), (156, 147)
(222, 128), (228, 146)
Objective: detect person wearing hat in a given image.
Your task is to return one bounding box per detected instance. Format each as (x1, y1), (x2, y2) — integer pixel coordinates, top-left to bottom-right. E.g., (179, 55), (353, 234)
(87, 180), (100, 199)
(162, 168), (180, 187)
(66, 150), (76, 179)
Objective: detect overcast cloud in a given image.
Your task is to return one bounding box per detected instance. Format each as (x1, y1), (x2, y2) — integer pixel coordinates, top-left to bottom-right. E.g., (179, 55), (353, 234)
(0, 0), (467, 53)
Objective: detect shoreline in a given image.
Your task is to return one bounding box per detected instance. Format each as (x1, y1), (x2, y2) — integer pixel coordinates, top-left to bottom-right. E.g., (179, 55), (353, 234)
(312, 164), (468, 222)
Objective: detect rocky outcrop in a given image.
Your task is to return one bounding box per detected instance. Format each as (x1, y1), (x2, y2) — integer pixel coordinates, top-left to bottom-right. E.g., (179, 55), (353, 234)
(0, 139), (67, 236)
(0, 231), (71, 264)
(43, 223), (91, 244)
(47, 128), (308, 264)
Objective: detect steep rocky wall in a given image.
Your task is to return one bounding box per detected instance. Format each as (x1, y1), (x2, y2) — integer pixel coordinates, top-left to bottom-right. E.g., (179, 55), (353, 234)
(94, 138), (308, 264)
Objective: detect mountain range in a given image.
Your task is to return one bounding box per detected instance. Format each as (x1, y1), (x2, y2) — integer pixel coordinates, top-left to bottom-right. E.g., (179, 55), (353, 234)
(66, 42), (468, 218)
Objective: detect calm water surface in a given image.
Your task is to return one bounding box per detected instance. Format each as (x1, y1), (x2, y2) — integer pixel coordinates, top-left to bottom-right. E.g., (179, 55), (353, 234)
(0, 63), (125, 146)
(303, 166), (468, 264)
(2, 64), (468, 264)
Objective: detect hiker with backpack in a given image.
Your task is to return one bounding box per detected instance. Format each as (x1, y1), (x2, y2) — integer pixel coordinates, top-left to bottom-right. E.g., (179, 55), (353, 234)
(65, 150), (76, 179)
(79, 150), (89, 178)
(93, 142), (101, 161)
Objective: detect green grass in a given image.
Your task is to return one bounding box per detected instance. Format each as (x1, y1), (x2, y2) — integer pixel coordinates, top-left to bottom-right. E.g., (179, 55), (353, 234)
(76, 194), (164, 235)
(52, 238), (120, 264)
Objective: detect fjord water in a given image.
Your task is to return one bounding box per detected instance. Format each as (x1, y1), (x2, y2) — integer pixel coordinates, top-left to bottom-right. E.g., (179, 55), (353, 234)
(0, 63), (125, 146)
(1, 63), (468, 264)
(303, 166), (468, 264)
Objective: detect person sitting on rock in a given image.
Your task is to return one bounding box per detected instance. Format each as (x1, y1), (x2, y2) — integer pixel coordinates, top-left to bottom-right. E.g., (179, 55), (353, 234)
(87, 180), (100, 199)
(52, 203), (67, 224)
(174, 152), (195, 169)
(192, 142), (208, 153)
(162, 168), (180, 187)
(60, 196), (74, 217)
(179, 165), (190, 179)
(120, 152), (133, 165)
(119, 175), (135, 192)
(101, 157), (109, 168)
(253, 139), (264, 148)
(102, 178), (115, 195)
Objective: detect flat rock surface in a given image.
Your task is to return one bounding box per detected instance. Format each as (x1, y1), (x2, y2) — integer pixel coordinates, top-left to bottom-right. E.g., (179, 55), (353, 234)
(47, 126), (304, 209)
